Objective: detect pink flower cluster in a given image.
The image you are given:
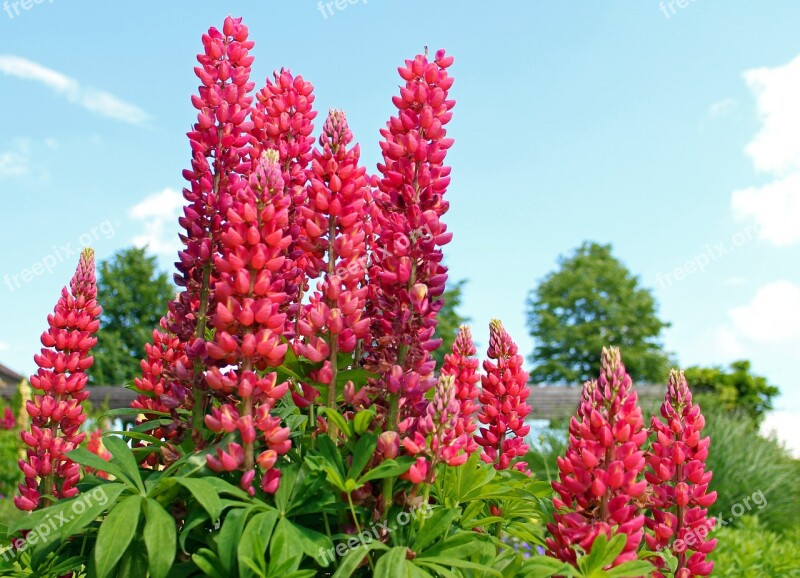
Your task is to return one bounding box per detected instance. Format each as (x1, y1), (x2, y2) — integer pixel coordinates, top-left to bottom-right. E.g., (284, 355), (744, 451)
(293, 109), (371, 412)
(367, 49), (456, 424)
(476, 320), (531, 471)
(440, 325), (480, 455)
(547, 347), (647, 567)
(252, 68), (317, 327)
(16, 248), (101, 510)
(202, 150), (293, 494)
(0, 407), (14, 430)
(646, 370), (717, 578)
(172, 15), (255, 359)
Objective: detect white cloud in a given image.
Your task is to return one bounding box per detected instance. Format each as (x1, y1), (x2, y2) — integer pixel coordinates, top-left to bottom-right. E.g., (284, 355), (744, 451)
(731, 55), (800, 246)
(0, 55), (149, 125)
(0, 341), (9, 352)
(0, 140), (29, 177)
(732, 173), (800, 246)
(711, 325), (746, 359)
(729, 281), (800, 344)
(709, 98), (736, 118)
(129, 188), (184, 255)
(761, 411), (800, 458)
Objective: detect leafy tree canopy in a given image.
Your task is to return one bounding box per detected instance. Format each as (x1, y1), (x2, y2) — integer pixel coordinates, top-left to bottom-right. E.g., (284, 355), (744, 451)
(89, 247), (174, 385)
(526, 241), (671, 384)
(431, 279), (471, 368)
(685, 360), (779, 425)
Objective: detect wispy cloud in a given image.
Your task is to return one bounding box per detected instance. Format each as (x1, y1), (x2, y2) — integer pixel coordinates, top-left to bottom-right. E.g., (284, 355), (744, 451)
(0, 55), (149, 125)
(709, 98), (736, 118)
(0, 139), (30, 178)
(129, 188), (184, 255)
(0, 341), (9, 352)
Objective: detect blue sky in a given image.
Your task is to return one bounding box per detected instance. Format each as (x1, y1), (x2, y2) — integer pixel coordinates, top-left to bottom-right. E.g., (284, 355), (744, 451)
(1, 1), (798, 451)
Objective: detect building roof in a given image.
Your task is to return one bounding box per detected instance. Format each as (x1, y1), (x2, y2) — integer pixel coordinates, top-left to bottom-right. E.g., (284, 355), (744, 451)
(0, 362), (25, 387)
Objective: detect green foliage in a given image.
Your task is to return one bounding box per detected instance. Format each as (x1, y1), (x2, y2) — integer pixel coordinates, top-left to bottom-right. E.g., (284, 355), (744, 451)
(89, 246), (174, 385)
(702, 404), (800, 533)
(523, 427), (567, 484)
(711, 517), (800, 577)
(431, 279), (471, 368)
(526, 242), (672, 384)
(684, 360), (779, 425)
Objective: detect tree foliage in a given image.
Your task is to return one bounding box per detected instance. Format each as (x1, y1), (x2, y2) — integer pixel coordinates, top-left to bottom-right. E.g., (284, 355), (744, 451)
(684, 360), (779, 425)
(89, 247), (174, 385)
(431, 279), (471, 367)
(526, 241), (671, 384)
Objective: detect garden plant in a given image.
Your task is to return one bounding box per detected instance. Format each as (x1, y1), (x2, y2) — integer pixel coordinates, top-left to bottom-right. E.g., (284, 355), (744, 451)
(1, 16), (726, 578)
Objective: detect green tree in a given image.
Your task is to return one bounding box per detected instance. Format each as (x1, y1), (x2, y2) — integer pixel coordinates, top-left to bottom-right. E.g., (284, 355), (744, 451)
(89, 247), (174, 385)
(432, 279), (471, 367)
(526, 241), (671, 384)
(684, 360), (779, 425)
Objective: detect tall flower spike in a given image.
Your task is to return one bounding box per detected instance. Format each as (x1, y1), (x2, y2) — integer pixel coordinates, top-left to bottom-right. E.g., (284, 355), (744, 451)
(251, 67), (318, 332)
(294, 109), (371, 423)
(440, 325), (480, 455)
(646, 370), (717, 578)
(130, 314), (191, 468)
(547, 347), (647, 568)
(171, 15), (256, 440)
(203, 149), (292, 495)
(366, 48), (456, 429)
(16, 248), (101, 511)
(475, 320), (531, 471)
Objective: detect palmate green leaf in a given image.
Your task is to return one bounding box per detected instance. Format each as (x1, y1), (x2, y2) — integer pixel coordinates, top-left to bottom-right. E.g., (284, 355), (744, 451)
(94, 494), (143, 578)
(347, 433), (378, 481)
(116, 537), (150, 578)
(217, 507), (252, 576)
(412, 507), (459, 552)
(269, 517), (304, 572)
(175, 477), (224, 523)
(352, 408), (376, 435)
(358, 457), (414, 484)
(323, 409), (352, 438)
(144, 498), (177, 578)
(192, 548), (227, 578)
(103, 435), (145, 493)
(603, 560), (657, 577)
(238, 510), (278, 578)
(101, 407), (169, 420)
(374, 546), (412, 578)
(66, 447), (131, 485)
(519, 556), (574, 577)
(331, 541), (390, 577)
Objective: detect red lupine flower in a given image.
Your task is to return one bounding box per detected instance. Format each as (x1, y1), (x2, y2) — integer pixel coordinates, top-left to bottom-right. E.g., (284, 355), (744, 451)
(0, 407), (14, 430)
(547, 347), (647, 568)
(251, 67), (318, 330)
(170, 16), (256, 435)
(646, 370), (717, 578)
(86, 430), (112, 480)
(440, 325), (480, 455)
(475, 320), (531, 471)
(203, 150), (292, 495)
(130, 315), (191, 467)
(16, 248), (101, 511)
(366, 48), (456, 429)
(400, 374), (470, 483)
(294, 109), (371, 416)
